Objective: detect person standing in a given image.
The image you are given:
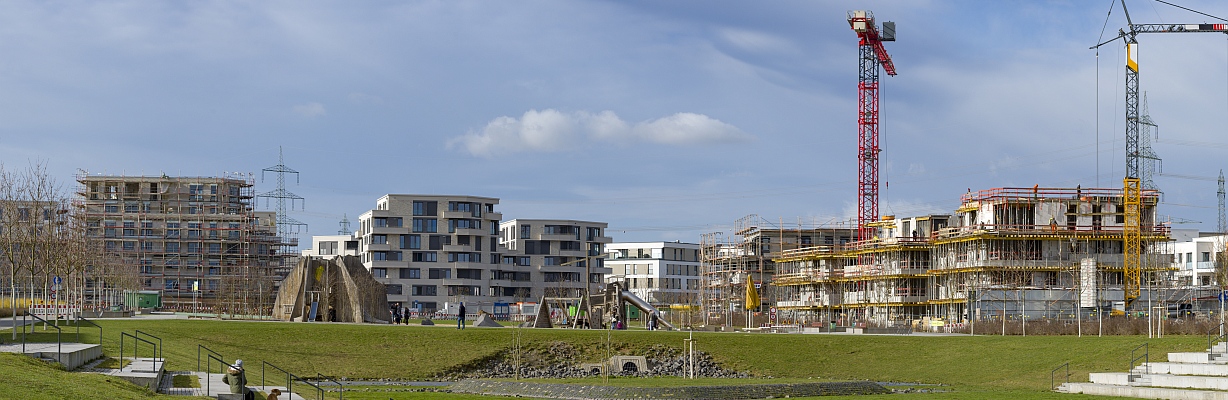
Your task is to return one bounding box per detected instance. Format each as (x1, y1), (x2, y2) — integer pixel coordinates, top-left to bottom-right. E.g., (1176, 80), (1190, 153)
(221, 359), (253, 400)
(457, 302), (467, 330)
(402, 307), (410, 325)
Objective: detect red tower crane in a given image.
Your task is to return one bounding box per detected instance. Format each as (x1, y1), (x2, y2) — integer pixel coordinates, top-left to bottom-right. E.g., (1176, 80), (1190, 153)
(848, 11), (897, 241)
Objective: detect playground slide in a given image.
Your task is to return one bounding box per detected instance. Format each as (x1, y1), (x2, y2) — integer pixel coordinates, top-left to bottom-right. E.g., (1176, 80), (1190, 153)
(620, 291), (675, 330)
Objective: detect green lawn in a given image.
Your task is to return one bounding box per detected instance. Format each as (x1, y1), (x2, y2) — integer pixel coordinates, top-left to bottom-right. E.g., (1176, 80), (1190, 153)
(6, 318), (1194, 399)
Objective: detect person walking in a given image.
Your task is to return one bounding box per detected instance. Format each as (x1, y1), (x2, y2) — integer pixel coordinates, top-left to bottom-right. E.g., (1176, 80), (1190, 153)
(457, 302), (467, 330)
(221, 359), (253, 400)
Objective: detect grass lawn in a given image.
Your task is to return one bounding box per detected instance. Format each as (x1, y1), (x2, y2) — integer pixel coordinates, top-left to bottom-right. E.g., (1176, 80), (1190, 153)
(6, 318), (1196, 399)
(0, 352), (213, 400)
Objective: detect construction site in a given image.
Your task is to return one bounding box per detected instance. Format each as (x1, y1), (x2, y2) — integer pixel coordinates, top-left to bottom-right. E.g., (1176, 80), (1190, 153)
(75, 173), (292, 314)
(699, 6), (1228, 330)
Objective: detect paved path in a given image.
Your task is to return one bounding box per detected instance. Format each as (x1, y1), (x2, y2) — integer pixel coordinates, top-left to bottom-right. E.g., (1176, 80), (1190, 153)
(161, 371), (309, 399)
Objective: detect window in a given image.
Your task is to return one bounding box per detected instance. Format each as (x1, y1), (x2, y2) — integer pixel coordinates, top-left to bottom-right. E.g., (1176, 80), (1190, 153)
(373, 268), (388, 278)
(374, 217), (388, 228)
(411, 285), (437, 296)
(413, 252), (438, 262)
(413, 200), (437, 216)
(520, 224), (531, 238)
(412, 218), (437, 233)
(449, 253), (481, 263)
(525, 240), (550, 255)
(456, 269), (482, 279)
(385, 284), (403, 295)
(320, 241), (338, 255)
(400, 268), (421, 279)
(543, 256), (561, 266)
(165, 242), (180, 253)
(449, 219), (481, 232)
(448, 286), (480, 296)
(427, 268), (451, 279)
(1203, 252), (1212, 262)
(559, 241), (581, 251)
(401, 235), (421, 249)
(587, 227), (601, 241)
(371, 234), (388, 245)
(373, 251), (402, 261)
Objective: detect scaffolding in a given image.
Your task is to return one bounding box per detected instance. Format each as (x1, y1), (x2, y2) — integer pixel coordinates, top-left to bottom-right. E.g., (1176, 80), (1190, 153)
(700, 214), (856, 327)
(75, 173), (283, 314)
(773, 186), (1175, 329)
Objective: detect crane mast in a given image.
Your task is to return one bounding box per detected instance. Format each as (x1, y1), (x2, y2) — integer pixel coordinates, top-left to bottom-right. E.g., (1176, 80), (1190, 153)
(1090, 0), (1228, 308)
(848, 10), (896, 241)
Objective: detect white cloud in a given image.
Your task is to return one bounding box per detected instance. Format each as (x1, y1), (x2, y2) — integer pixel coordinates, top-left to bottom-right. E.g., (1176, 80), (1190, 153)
(293, 102), (326, 118)
(448, 109), (751, 157)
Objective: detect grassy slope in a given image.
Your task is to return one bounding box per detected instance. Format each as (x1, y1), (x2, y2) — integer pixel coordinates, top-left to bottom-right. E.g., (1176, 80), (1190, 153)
(0, 353), (212, 400)
(15, 319), (1195, 398)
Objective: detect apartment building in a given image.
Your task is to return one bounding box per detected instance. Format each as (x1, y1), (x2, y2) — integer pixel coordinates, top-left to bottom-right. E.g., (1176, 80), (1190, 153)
(354, 194), (503, 312)
(303, 234), (360, 258)
(498, 219), (612, 299)
(1168, 232), (1225, 287)
(774, 186), (1172, 326)
(604, 242), (701, 308)
(76, 174), (285, 310)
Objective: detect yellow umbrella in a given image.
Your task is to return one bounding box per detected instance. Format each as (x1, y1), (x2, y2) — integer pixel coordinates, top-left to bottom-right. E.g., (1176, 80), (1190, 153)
(745, 274), (760, 311)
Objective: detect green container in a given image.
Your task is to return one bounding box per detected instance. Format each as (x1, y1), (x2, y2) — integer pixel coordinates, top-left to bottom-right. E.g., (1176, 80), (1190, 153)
(124, 290), (162, 309)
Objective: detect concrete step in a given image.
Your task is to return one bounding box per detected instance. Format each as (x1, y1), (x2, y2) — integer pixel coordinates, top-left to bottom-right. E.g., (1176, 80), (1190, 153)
(1061, 382), (1228, 399)
(1091, 372), (1228, 391)
(1145, 362), (1228, 376)
(1168, 352), (1228, 364)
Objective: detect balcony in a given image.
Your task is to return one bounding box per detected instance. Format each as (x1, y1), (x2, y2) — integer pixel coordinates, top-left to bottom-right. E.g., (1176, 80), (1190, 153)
(442, 244), (475, 253)
(367, 243), (392, 252)
(442, 211), (472, 219)
(538, 265), (580, 273)
(440, 278), (484, 286)
(370, 226), (404, 235)
(537, 233), (577, 241)
(558, 249), (586, 257)
(484, 212), (502, 221)
(587, 236), (613, 244)
(453, 228), (487, 237)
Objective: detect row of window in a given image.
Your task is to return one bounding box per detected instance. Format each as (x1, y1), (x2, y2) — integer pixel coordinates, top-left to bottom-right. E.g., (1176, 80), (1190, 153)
(386, 284), (527, 298)
(373, 268), (597, 283)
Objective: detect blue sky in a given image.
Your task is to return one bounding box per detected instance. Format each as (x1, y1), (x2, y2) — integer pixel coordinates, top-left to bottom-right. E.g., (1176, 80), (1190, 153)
(3, 0), (1228, 245)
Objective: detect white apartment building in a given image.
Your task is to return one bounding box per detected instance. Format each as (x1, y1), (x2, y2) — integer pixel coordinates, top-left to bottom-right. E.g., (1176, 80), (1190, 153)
(355, 194), (504, 312)
(1168, 231), (1225, 287)
(302, 234), (361, 258)
(498, 219), (613, 299)
(605, 242), (701, 308)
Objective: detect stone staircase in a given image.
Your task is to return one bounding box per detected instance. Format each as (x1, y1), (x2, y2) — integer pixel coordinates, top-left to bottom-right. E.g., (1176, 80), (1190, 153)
(1058, 342), (1228, 399)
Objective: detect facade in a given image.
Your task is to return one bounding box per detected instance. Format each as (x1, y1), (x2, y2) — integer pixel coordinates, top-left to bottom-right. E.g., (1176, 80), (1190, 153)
(303, 234), (360, 258)
(774, 186), (1172, 327)
(498, 219), (613, 299)
(604, 242), (701, 308)
(76, 174), (285, 311)
(1168, 232), (1225, 287)
(354, 194), (503, 312)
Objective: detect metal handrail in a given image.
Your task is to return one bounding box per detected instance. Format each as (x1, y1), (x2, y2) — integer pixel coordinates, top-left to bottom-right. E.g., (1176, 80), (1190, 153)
(74, 316), (102, 345)
(134, 330), (162, 363)
(20, 312), (62, 366)
(317, 372), (344, 400)
(1050, 362), (1070, 390)
(1130, 343), (1149, 377)
(197, 344), (223, 372)
(1209, 323), (1227, 356)
(206, 353), (227, 396)
(262, 360), (325, 400)
(118, 332), (156, 372)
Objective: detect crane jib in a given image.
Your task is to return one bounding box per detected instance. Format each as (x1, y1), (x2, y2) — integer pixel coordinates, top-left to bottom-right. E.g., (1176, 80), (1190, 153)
(1133, 23), (1228, 33)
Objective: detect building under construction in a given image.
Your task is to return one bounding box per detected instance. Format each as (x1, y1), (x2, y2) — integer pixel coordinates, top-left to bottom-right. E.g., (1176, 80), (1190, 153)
(76, 173), (290, 313)
(700, 214), (856, 326)
(773, 186), (1175, 328)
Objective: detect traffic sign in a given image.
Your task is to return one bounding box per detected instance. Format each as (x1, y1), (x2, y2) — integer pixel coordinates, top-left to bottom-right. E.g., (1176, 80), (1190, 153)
(53, 276), (61, 285)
